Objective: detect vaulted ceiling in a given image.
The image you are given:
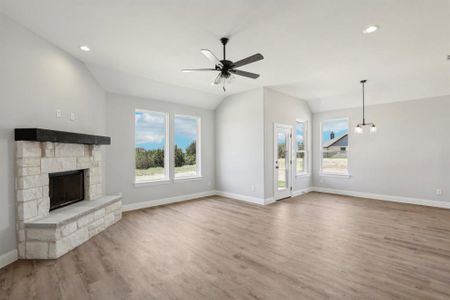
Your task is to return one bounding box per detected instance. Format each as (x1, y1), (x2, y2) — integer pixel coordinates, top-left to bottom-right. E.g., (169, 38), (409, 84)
(1, 0), (449, 111)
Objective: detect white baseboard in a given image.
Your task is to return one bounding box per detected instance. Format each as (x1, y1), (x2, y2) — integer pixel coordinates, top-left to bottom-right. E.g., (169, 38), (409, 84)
(124, 190), (274, 212)
(122, 190), (216, 212)
(215, 190), (268, 205)
(124, 185), (449, 213)
(0, 249), (18, 269)
(264, 197), (275, 205)
(312, 186), (450, 210)
(292, 187), (314, 197)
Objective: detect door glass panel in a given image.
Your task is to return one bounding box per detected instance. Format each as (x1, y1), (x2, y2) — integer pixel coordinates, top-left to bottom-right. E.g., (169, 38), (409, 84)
(296, 151), (305, 173)
(277, 132), (287, 190)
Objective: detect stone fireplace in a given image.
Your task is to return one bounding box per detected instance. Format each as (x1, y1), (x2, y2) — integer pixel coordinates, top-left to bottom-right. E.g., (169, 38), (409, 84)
(15, 129), (122, 259)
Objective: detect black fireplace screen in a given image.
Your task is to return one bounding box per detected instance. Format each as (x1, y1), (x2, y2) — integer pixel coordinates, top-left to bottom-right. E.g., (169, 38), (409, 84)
(49, 170), (85, 211)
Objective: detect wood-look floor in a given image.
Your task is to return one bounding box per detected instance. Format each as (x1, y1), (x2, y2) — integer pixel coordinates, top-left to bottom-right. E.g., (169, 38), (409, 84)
(1, 192), (450, 300)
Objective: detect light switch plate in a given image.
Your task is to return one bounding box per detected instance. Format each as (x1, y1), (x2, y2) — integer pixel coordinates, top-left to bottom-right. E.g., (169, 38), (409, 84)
(70, 112), (76, 121)
(56, 109), (62, 118)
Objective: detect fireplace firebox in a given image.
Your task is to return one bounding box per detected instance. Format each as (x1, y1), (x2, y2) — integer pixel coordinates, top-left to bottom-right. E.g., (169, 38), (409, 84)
(49, 170), (85, 211)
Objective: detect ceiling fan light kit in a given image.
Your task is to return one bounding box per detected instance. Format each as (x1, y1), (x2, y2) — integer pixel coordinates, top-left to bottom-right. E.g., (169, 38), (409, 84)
(182, 37), (264, 91)
(355, 79), (377, 134)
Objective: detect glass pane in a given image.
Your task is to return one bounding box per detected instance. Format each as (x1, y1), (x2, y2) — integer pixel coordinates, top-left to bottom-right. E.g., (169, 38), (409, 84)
(295, 122), (305, 174)
(322, 150), (348, 174)
(277, 132), (287, 190)
(296, 151), (305, 173)
(175, 115), (199, 178)
(296, 123), (305, 151)
(321, 119), (349, 174)
(135, 111), (167, 182)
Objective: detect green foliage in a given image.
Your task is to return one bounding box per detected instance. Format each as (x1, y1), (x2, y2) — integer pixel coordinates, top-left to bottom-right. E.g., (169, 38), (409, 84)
(135, 141), (197, 170)
(135, 147), (164, 169)
(186, 141), (196, 156)
(185, 141), (196, 165)
(278, 144), (286, 159)
(174, 145), (185, 167)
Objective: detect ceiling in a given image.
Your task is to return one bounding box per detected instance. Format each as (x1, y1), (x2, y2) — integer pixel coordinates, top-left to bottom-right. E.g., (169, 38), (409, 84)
(1, 0), (449, 112)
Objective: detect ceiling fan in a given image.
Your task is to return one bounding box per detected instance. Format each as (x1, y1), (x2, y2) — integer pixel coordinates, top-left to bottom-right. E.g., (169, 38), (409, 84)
(182, 37), (264, 91)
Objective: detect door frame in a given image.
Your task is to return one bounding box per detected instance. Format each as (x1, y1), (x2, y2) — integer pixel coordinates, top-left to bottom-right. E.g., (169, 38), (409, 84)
(273, 123), (293, 201)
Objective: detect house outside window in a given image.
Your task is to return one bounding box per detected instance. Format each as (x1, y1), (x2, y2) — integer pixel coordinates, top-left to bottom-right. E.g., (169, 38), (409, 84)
(320, 118), (349, 175)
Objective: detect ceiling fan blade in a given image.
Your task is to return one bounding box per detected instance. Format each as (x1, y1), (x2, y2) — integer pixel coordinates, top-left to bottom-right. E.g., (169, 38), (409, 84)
(213, 73), (222, 85)
(200, 49), (223, 67)
(232, 53), (264, 68)
(182, 68), (217, 72)
(230, 69), (260, 79)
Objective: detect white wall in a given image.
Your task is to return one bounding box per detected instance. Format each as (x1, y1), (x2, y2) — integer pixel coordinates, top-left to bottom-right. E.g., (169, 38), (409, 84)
(0, 14), (106, 257)
(263, 88), (312, 198)
(215, 89), (265, 199)
(312, 95), (450, 202)
(105, 93), (215, 207)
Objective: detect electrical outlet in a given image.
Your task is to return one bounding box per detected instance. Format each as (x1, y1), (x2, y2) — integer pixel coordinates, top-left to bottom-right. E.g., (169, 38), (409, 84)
(436, 189), (442, 196)
(70, 112), (76, 121)
(56, 109), (62, 118)
(251, 185), (255, 191)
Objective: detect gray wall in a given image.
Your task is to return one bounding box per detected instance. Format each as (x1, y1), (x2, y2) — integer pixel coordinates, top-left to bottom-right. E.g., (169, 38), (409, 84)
(105, 93), (215, 205)
(312, 95), (450, 202)
(215, 89), (265, 199)
(0, 14), (106, 257)
(264, 88), (312, 198)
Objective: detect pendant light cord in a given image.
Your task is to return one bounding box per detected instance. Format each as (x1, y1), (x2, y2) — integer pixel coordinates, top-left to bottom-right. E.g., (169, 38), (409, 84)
(356, 79), (376, 132)
(361, 80), (366, 125)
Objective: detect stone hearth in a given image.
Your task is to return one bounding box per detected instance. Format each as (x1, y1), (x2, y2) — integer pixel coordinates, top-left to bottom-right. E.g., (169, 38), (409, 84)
(15, 139), (122, 259)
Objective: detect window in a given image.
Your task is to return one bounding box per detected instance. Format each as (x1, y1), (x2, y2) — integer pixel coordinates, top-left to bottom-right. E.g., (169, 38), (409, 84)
(174, 115), (200, 178)
(295, 121), (307, 175)
(320, 118), (349, 175)
(135, 110), (169, 183)
(134, 110), (201, 183)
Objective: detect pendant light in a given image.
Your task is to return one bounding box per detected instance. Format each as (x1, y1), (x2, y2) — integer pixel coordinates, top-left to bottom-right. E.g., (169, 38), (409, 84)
(355, 80), (377, 134)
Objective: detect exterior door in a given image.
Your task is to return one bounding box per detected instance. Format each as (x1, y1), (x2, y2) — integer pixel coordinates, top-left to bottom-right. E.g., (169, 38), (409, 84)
(274, 124), (292, 200)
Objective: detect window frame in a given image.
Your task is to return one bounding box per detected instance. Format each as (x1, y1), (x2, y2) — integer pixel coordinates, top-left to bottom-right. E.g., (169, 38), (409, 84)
(319, 117), (351, 177)
(173, 114), (202, 180)
(134, 109), (170, 185)
(295, 119), (309, 177)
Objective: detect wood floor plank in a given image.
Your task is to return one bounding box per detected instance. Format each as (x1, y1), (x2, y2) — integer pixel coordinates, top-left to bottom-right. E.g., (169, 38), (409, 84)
(1, 192), (450, 299)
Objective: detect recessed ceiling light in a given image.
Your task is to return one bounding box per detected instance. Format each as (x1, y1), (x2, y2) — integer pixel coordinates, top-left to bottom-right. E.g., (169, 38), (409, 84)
(363, 25), (379, 34)
(80, 45), (90, 52)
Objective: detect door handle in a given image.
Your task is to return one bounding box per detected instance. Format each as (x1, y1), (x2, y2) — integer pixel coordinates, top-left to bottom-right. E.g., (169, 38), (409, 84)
(275, 166), (279, 169)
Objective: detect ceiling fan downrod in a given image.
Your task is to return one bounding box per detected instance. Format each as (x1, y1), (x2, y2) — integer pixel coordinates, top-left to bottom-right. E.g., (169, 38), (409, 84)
(221, 37), (229, 60)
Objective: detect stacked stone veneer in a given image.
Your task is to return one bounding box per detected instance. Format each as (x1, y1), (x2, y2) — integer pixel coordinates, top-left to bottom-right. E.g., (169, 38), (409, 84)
(15, 141), (122, 259)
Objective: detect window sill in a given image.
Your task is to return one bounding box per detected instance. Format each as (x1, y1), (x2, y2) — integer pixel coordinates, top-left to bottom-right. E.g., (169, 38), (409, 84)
(174, 176), (203, 182)
(174, 175), (203, 182)
(319, 172), (351, 178)
(134, 179), (171, 188)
